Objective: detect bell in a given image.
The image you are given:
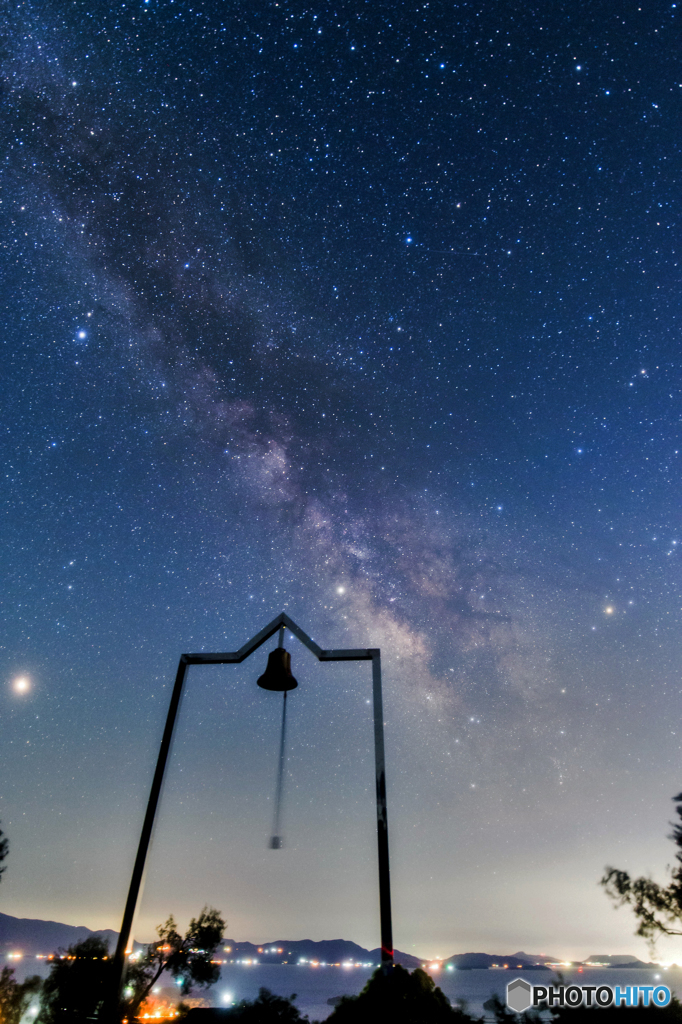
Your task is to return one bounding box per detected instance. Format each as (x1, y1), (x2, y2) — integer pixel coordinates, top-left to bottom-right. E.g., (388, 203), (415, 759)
(257, 647), (298, 692)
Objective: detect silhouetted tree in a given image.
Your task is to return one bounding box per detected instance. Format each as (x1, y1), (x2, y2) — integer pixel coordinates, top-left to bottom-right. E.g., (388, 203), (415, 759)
(326, 964), (477, 1024)
(36, 935), (112, 1024)
(0, 965), (42, 1024)
(483, 992), (534, 1022)
(123, 906), (225, 1019)
(224, 987), (307, 1022)
(0, 821), (8, 883)
(602, 791), (682, 942)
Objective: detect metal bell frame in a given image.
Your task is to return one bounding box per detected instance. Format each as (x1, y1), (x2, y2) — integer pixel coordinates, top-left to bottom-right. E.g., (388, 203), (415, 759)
(110, 612), (394, 1013)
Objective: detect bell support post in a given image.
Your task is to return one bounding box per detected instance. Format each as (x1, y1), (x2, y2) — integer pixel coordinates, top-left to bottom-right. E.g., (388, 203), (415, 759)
(371, 649), (393, 972)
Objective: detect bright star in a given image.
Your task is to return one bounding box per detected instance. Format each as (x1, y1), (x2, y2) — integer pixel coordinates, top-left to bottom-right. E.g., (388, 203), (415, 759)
(12, 676), (31, 694)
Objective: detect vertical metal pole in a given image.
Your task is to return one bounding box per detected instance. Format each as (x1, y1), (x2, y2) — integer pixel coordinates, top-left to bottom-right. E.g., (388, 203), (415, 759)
(371, 651), (394, 971)
(108, 655), (190, 1017)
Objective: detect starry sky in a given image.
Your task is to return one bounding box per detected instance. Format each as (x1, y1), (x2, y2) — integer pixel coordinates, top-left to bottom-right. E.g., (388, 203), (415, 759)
(2, 0), (682, 962)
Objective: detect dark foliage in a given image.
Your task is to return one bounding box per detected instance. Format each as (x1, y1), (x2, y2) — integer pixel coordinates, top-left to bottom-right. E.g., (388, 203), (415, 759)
(228, 987), (307, 1022)
(124, 906), (225, 1019)
(0, 965), (42, 1024)
(602, 792), (682, 941)
(326, 964), (478, 1024)
(182, 989), (307, 1023)
(36, 935), (112, 1024)
(483, 993), (534, 1023)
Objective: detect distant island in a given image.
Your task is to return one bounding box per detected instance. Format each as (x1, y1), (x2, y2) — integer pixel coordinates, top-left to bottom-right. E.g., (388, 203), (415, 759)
(585, 955), (662, 969)
(0, 914), (667, 971)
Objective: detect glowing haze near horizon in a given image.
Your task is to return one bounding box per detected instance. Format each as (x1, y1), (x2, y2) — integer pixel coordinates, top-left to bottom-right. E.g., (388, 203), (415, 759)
(1, 0), (682, 962)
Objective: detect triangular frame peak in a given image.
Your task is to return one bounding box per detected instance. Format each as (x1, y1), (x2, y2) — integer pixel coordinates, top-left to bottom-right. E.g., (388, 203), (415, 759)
(184, 611), (376, 665)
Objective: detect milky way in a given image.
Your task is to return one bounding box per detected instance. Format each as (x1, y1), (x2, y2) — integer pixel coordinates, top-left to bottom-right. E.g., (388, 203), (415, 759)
(1, 0), (681, 959)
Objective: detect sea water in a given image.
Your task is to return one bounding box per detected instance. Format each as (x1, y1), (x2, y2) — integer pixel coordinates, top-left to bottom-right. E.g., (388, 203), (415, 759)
(209, 965), (682, 1021)
(8, 959), (682, 1021)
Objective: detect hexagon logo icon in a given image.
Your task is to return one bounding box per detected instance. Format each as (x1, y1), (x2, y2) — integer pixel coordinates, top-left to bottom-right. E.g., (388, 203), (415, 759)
(507, 977), (532, 1013)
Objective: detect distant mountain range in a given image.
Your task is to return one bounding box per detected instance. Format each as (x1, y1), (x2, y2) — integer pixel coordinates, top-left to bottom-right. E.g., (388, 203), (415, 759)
(0, 914), (419, 967)
(0, 912), (124, 957)
(0, 913), (659, 971)
(221, 938), (422, 969)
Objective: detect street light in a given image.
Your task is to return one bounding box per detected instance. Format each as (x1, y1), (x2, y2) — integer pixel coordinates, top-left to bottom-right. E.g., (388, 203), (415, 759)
(108, 612), (394, 1016)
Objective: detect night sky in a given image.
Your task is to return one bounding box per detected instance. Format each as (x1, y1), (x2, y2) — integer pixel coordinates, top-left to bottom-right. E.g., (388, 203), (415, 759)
(2, 0), (682, 962)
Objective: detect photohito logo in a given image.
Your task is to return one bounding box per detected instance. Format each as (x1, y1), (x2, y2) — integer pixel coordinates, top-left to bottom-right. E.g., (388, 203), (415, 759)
(506, 979), (672, 1012)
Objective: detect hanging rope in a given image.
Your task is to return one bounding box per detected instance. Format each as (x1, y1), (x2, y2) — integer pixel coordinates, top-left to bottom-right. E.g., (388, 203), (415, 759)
(269, 687), (288, 849)
(256, 624), (296, 850)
